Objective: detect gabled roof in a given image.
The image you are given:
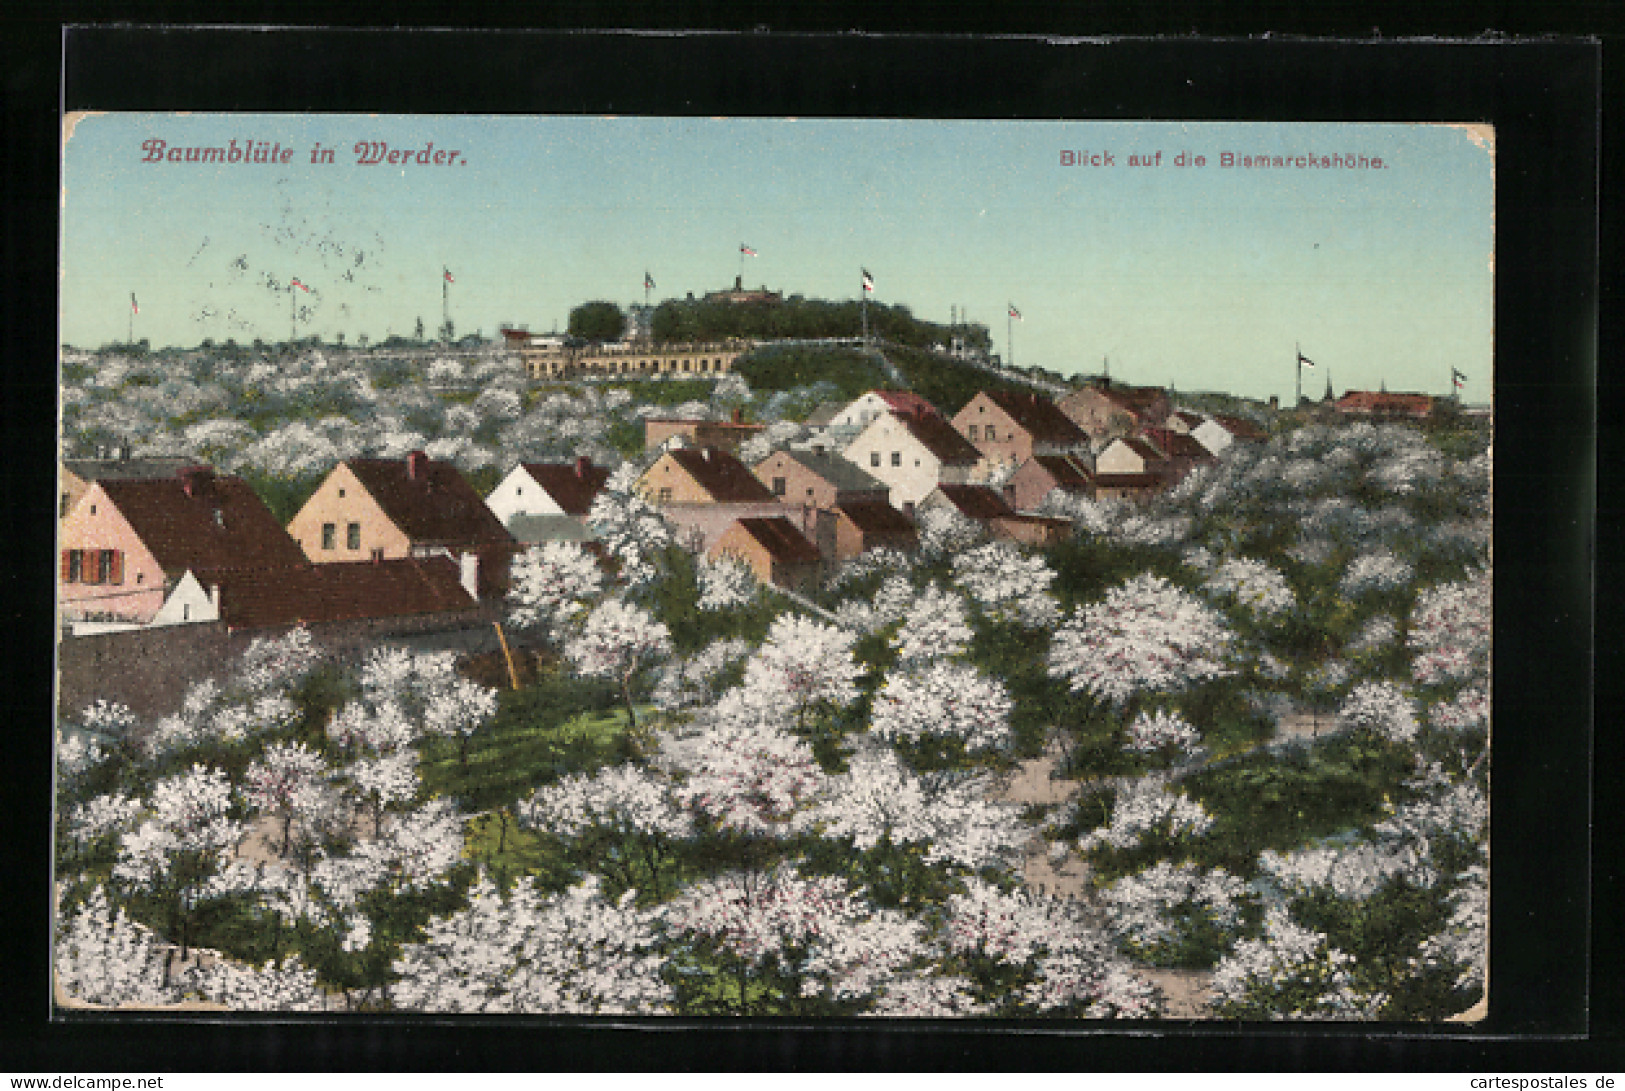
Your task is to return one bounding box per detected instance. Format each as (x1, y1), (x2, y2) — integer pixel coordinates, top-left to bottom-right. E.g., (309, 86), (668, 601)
(764, 449), (886, 494)
(1028, 454), (1095, 490)
(1093, 472), (1165, 489)
(63, 456), (193, 483)
(97, 472), (308, 576)
(346, 455), (515, 548)
(894, 410), (982, 465)
(1110, 436), (1169, 464)
(934, 483), (1017, 521)
(835, 499), (918, 537)
(665, 447), (777, 503)
(803, 400), (847, 427)
(873, 390), (940, 417)
(1170, 410), (1206, 429)
(1141, 427), (1216, 462)
(730, 516), (822, 564)
(506, 514), (594, 545)
(1066, 382), (1168, 418)
(199, 557), (474, 631)
(973, 390), (1088, 445)
(1209, 414), (1269, 441)
(517, 459), (611, 516)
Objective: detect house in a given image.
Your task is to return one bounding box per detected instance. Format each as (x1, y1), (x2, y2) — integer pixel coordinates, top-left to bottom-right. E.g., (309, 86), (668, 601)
(637, 446), (788, 552)
(710, 516), (822, 593)
(1191, 414), (1269, 456)
(523, 339), (748, 381)
(918, 483), (1071, 547)
(842, 405), (981, 513)
(642, 410), (765, 454)
(1139, 426), (1219, 484)
(827, 389), (942, 431)
(175, 556), (480, 632)
(1003, 453), (1096, 513)
(1162, 410), (1208, 435)
(754, 449), (889, 509)
(1092, 472), (1166, 503)
(1096, 436), (1171, 477)
(58, 466), (308, 624)
(286, 451), (517, 598)
(1333, 390), (1435, 420)
(60, 451), (193, 519)
(951, 390), (1089, 480)
(1059, 380), (1172, 442)
(820, 500), (919, 562)
(485, 457), (610, 527)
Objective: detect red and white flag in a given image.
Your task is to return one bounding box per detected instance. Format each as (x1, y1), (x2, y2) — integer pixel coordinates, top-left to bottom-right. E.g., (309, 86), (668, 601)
(862, 268), (875, 293)
(290, 277), (310, 293)
(1008, 303), (1022, 320)
(444, 267), (455, 284)
(740, 243), (757, 257)
(130, 293), (139, 315)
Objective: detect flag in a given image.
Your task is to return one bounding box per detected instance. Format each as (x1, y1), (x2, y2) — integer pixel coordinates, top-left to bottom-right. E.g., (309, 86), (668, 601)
(862, 268), (875, 293)
(444, 267), (455, 284)
(1297, 351), (1317, 368)
(1008, 303), (1022, 321)
(644, 271), (655, 291)
(1452, 367), (1468, 388)
(129, 293), (138, 315)
(290, 277), (310, 293)
(740, 244), (757, 257)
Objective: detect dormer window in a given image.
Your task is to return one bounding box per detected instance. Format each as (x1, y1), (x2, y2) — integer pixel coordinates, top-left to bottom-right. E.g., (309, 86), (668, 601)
(212, 509), (224, 527)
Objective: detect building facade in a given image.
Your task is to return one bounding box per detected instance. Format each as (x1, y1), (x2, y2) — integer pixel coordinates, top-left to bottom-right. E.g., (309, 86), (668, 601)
(522, 340), (749, 380)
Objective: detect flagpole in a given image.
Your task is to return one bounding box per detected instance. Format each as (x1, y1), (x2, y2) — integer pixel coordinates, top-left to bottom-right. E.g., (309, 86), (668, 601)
(442, 273), (449, 342)
(1295, 342), (1302, 407)
(290, 285), (296, 345)
(127, 297), (133, 347)
(1008, 312), (1014, 368)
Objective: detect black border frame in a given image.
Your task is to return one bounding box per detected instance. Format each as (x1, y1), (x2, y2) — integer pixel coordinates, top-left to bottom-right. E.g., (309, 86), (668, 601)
(3, 22), (1605, 1071)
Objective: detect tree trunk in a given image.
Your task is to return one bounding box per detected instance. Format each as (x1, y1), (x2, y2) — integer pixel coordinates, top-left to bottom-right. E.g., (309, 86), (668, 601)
(621, 672), (639, 729)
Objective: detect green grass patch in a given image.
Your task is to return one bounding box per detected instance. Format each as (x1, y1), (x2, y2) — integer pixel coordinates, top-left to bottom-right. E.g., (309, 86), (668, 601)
(607, 378), (717, 408)
(734, 346), (890, 402)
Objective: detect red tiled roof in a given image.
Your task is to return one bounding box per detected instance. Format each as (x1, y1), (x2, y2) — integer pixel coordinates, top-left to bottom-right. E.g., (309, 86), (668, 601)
(1093, 472), (1165, 490)
(935, 483), (1017, 520)
(200, 557), (474, 631)
(874, 390), (940, 417)
(732, 516), (822, 564)
(518, 459), (611, 517)
(1211, 414), (1269, 441)
(98, 472), (308, 576)
(975, 390), (1088, 445)
(1141, 427), (1216, 462)
(1333, 391), (1434, 416)
(897, 410), (982, 465)
(1029, 454), (1095, 490)
(836, 499), (918, 537)
(347, 455), (515, 548)
(667, 447), (777, 503)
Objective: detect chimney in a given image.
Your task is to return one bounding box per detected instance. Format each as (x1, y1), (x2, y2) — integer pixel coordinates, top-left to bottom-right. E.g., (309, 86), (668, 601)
(180, 466), (215, 498)
(208, 584), (220, 616)
(701, 446), (713, 462)
(407, 450), (429, 480)
(575, 455), (590, 478)
(458, 551), (480, 601)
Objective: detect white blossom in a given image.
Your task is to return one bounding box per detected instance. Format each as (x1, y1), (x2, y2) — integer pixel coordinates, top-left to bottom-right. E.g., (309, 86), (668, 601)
(180, 955), (325, 1011)
(520, 763), (693, 842)
(1210, 905), (1387, 1020)
(1100, 861), (1246, 955)
(664, 716), (826, 837)
(1409, 569), (1491, 689)
(892, 584), (973, 664)
(951, 542), (1060, 627)
(1339, 549), (1416, 598)
(651, 637), (753, 711)
(697, 553), (758, 612)
(588, 468), (674, 588)
(69, 792), (143, 846)
(507, 541), (607, 632)
(1124, 709), (1202, 756)
(236, 626), (322, 693)
(742, 613), (862, 716)
(1336, 681), (1420, 744)
(1078, 780), (1215, 852)
(871, 662), (1014, 754)
(55, 887), (177, 1007)
(1204, 557), (1297, 618)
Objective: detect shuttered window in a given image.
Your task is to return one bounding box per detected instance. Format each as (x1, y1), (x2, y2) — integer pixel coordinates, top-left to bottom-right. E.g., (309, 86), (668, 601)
(109, 551), (123, 585)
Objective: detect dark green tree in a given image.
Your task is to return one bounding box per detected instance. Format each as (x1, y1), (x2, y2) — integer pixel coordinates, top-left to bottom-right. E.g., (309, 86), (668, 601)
(568, 300), (626, 342)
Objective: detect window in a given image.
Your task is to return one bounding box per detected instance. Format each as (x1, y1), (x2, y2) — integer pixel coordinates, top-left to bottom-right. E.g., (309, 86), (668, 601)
(321, 523), (336, 550)
(338, 487), (346, 498)
(658, 487), (673, 503)
(182, 603), (190, 621)
(59, 493), (69, 518)
(347, 522), (361, 550)
(105, 550), (122, 585)
(89, 504), (96, 515)
(61, 549), (83, 583)
(870, 452), (881, 468)
(967, 425), (978, 440)
(372, 548), (385, 562)
(891, 452), (902, 467)
(771, 477), (786, 496)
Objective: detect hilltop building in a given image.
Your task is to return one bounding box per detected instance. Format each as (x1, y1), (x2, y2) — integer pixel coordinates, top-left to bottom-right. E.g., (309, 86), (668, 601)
(522, 339), (749, 380)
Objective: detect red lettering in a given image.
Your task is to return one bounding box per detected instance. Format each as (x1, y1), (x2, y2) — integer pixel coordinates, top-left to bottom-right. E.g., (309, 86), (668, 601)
(140, 138), (166, 162)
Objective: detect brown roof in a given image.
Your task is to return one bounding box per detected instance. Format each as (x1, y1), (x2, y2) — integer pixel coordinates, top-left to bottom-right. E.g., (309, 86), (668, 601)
(1333, 391), (1434, 416)
(935, 484), (1017, 521)
(975, 390), (1088, 445)
(1093, 472), (1165, 490)
(1141, 427), (1216, 462)
(518, 458), (611, 516)
(98, 471), (308, 576)
(1170, 410), (1206, 429)
(347, 455), (515, 548)
(200, 557), (475, 631)
(762, 449), (886, 494)
(1114, 437), (1169, 464)
(897, 410), (982, 465)
(1105, 384), (1168, 413)
(836, 499), (918, 537)
(666, 447), (777, 503)
(731, 516), (822, 564)
(1211, 414), (1268, 441)
(1029, 454), (1095, 490)
(875, 390), (940, 418)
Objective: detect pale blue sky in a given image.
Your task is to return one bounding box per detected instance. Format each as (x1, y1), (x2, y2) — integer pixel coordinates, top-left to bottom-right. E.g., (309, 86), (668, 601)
(62, 114), (1493, 401)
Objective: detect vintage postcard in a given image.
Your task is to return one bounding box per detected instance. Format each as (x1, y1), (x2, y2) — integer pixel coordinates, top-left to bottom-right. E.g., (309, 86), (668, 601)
(54, 114), (1492, 1020)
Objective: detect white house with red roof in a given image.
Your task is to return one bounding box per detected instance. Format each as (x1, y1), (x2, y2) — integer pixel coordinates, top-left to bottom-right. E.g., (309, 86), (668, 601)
(485, 457), (611, 527)
(827, 389), (942, 431)
(841, 402), (981, 512)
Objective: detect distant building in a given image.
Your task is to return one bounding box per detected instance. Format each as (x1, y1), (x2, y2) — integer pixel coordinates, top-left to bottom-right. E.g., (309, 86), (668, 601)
(60, 451), (193, 520)
(59, 466), (307, 625)
(486, 457), (610, 527)
(522, 339), (749, 380)
(638, 446), (777, 507)
(1003, 453), (1095, 513)
(841, 404), (980, 513)
(643, 410), (765, 454)
(918, 483), (1071, 547)
(710, 516), (821, 593)
(703, 277), (784, 305)
(828, 389), (942, 432)
(1190, 414), (1268, 456)
(1332, 390), (1435, 419)
(754, 448), (889, 509)
(1059, 380), (1172, 442)
(1139, 426), (1219, 484)
(819, 500), (919, 562)
(952, 389), (1089, 481)
(287, 451), (517, 599)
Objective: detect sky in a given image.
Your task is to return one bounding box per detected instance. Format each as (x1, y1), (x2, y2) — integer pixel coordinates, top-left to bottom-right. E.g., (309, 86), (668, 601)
(61, 114), (1493, 402)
